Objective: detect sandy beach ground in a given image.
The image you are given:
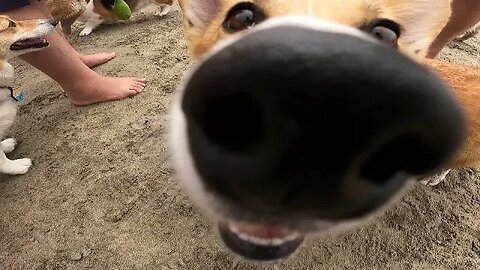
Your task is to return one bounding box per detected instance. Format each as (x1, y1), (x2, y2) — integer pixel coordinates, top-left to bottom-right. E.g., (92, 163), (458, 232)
(0, 5), (479, 270)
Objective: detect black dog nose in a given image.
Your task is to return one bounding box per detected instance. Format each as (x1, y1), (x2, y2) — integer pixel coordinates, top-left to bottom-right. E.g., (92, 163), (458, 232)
(181, 26), (464, 220)
(49, 20), (59, 26)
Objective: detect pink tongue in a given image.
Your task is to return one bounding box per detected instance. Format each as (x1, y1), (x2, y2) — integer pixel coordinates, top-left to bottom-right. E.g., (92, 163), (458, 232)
(233, 223), (294, 239)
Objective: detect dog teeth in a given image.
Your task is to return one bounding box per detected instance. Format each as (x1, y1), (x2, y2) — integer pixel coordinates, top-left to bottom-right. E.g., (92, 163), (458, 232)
(228, 223), (299, 247)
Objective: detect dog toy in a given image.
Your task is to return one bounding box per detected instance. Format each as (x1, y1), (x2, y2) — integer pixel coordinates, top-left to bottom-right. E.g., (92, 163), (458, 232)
(113, 0), (132, 20)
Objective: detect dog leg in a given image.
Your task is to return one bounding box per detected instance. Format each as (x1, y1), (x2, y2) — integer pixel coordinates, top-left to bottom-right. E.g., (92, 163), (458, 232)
(420, 169), (451, 186)
(0, 138), (17, 153)
(159, 4), (171, 16)
(79, 17), (103, 36)
(79, 0), (103, 36)
(0, 150), (32, 175)
(60, 17), (77, 36)
(61, 22), (73, 35)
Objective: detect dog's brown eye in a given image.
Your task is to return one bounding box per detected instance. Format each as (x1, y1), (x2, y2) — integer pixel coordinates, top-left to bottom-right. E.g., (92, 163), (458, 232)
(224, 3), (264, 33)
(8, 20), (16, 28)
(368, 19), (401, 46)
(227, 9), (254, 30)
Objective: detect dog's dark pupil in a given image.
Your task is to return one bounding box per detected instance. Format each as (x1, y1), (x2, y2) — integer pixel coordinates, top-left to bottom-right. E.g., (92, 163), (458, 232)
(372, 26), (397, 45)
(100, 0), (115, 10)
(230, 10), (255, 29)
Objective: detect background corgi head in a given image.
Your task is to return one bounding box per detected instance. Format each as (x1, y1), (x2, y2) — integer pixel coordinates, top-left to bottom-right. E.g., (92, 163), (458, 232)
(179, 0), (451, 59)
(0, 16), (57, 60)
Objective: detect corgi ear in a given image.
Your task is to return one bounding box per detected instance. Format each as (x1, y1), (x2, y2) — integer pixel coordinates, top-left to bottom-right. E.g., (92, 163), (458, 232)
(179, 0), (222, 30)
(383, 0), (451, 58)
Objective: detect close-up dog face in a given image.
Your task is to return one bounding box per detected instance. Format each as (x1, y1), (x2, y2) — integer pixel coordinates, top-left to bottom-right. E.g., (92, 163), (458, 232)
(0, 16), (57, 60)
(170, 0), (465, 263)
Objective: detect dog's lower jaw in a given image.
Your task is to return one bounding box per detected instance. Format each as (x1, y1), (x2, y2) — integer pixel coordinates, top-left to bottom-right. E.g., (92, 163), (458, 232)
(218, 222), (305, 263)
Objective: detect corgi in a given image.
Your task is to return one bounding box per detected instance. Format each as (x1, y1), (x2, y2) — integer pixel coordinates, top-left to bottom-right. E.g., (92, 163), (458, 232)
(78, 0), (174, 36)
(47, 0), (87, 35)
(0, 16), (57, 175)
(421, 60), (480, 185)
(169, 0), (474, 263)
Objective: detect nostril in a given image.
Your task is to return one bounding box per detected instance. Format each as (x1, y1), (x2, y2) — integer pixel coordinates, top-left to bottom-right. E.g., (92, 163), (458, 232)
(197, 92), (265, 153)
(359, 132), (431, 184)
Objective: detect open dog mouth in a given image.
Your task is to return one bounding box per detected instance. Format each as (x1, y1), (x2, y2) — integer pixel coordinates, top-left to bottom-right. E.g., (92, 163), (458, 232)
(10, 37), (49, 51)
(218, 222), (305, 262)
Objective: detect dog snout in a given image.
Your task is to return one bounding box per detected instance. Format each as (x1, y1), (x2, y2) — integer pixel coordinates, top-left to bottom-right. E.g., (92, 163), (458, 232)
(178, 25), (465, 221)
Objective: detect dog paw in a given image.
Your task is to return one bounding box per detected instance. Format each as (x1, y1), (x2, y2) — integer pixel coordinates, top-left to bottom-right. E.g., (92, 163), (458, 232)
(454, 32), (476, 42)
(79, 28), (93, 36)
(420, 169), (451, 186)
(454, 24), (480, 42)
(5, 158), (32, 175)
(159, 5), (171, 16)
(1, 138), (17, 153)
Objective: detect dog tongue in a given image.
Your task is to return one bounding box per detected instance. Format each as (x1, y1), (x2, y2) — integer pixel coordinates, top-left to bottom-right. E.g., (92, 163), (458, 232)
(16, 38), (42, 45)
(231, 222), (294, 239)
(15, 38), (44, 46)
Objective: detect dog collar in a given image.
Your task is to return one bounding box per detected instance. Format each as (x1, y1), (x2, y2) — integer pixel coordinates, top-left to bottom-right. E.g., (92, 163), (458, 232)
(7, 86), (18, 101)
(2, 86), (20, 102)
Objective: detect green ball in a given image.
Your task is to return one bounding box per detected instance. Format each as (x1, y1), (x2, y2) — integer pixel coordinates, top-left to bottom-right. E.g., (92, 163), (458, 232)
(114, 0), (132, 20)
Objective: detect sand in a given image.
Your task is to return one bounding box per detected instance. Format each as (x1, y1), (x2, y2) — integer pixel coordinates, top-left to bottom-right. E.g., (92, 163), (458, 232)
(0, 5), (479, 270)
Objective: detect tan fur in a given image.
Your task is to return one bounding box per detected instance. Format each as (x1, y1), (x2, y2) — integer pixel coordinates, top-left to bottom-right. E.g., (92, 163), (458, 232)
(46, 0), (86, 34)
(425, 60), (480, 169)
(178, 0), (480, 173)
(179, 0), (451, 58)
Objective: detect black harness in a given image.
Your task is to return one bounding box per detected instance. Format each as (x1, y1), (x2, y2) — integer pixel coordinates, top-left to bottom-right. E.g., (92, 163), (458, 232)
(5, 86), (18, 102)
